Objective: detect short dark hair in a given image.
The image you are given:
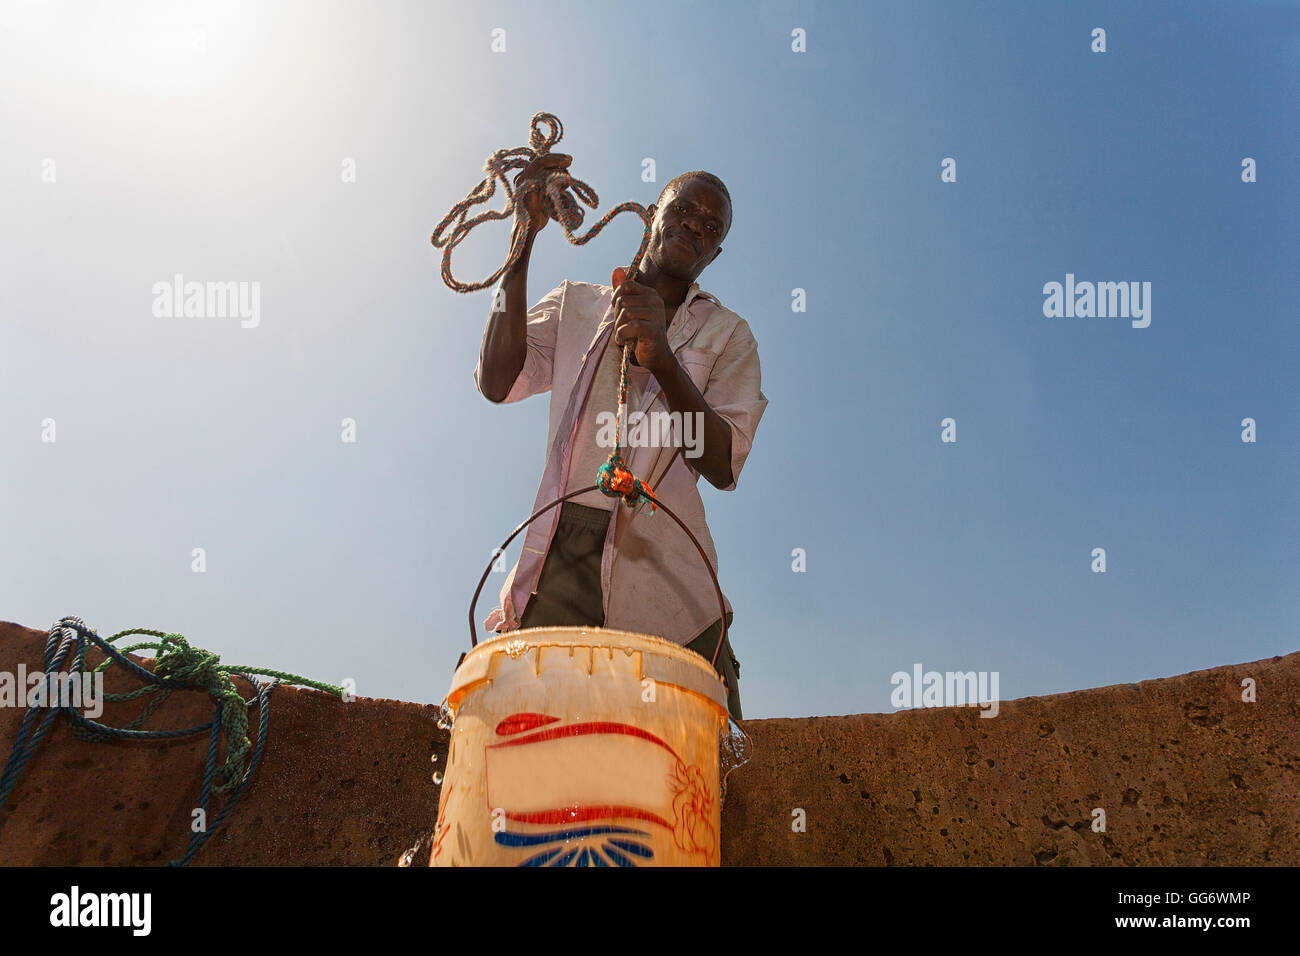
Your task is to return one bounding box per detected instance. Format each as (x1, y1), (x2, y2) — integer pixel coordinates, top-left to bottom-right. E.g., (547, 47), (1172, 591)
(658, 171), (732, 236)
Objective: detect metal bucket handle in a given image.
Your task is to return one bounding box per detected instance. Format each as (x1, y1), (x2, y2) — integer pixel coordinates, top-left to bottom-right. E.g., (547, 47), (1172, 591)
(467, 484), (732, 686)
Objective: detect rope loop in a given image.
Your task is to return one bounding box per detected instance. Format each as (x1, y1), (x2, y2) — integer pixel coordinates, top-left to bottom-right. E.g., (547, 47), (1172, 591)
(528, 112), (563, 153)
(431, 111), (653, 293)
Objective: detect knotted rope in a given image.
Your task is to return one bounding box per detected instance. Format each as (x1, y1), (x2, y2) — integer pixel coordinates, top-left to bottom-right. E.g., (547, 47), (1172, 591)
(596, 270), (657, 512)
(431, 111), (653, 293)
(0, 615), (345, 866)
(432, 111), (659, 511)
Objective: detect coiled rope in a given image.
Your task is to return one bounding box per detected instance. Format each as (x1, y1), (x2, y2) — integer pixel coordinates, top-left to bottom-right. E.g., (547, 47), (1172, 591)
(432, 111), (658, 512)
(0, 615), (345, 866)
(430, 112), (652, 294)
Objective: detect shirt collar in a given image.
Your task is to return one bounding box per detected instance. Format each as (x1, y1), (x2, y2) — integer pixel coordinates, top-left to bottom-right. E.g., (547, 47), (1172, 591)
(686, 280), (721, 308)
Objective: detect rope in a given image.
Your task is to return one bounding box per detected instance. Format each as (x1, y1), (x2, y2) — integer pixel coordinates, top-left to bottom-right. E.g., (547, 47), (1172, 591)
(432, 112), (661, 510)
(430, 111), (653, 293)
(0, 615), (345, 866)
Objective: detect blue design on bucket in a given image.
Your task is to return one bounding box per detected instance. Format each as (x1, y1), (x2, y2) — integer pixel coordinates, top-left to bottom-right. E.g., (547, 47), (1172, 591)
(495, 825), (654, 866)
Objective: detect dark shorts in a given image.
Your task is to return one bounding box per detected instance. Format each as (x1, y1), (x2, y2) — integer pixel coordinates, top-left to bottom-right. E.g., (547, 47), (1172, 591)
(517, 501), (743, 719)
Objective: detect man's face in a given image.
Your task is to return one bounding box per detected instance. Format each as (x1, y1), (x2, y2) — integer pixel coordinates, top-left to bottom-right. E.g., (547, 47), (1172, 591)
(647, 180), (731, 282)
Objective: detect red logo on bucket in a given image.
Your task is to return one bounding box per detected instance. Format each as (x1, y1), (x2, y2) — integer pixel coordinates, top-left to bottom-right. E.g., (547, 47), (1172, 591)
(494, 713), (560, 736)
(487, 712), (716, 864)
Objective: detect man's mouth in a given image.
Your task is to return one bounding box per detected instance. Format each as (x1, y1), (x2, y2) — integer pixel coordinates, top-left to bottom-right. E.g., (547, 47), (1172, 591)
(669, 233), (696, 255)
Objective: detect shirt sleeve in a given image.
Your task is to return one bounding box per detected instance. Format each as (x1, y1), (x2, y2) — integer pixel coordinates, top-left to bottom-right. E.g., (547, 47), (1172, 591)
(473, 280), (565, 403)
(688, 317), (768, 491)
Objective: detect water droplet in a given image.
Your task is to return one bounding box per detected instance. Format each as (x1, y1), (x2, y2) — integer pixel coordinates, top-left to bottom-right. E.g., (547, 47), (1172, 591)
(718, 717), (752, 806)
(397, 830), (435, 867)
(436, 701), (455, 731)
(432, 771), (444, 785)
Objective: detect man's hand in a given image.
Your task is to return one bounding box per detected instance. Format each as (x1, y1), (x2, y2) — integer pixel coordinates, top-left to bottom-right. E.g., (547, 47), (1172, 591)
(611, 271), (675, 376)
(607, 268), (735, 488)
(512, 153), (572, 236)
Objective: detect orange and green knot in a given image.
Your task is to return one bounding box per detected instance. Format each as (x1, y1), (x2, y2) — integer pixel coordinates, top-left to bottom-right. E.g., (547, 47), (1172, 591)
(597, 453), (656, 512)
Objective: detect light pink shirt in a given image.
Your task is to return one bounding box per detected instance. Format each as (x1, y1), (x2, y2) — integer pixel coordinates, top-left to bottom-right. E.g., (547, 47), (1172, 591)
(474, 279), (768, 646)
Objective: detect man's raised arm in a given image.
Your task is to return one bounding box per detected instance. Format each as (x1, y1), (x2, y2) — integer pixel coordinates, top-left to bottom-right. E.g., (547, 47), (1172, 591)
(477, 152), (570, 403)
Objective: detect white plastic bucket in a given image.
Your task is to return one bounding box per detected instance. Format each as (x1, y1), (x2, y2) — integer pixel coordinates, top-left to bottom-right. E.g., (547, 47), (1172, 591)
(430, 626), (730, 867)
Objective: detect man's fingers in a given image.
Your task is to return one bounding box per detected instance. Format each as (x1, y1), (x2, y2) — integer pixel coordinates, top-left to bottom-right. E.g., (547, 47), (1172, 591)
(612, 301), (647, 326)
(516, 153), (572, 187)
(613, 299), (660, 335)
(611, 267), (647, 297)
(529, 154), (571, 176)
(613, 314), (634, 345)
(611, 289), (653, 312)
(614, 316), (654, 344)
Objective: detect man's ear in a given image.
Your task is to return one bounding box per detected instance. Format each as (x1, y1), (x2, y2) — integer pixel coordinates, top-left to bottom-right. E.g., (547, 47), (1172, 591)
(646, 202), (657, 223)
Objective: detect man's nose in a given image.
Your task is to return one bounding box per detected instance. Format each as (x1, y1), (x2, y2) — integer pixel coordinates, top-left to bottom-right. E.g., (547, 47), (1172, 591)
(678, 216), (704, 239)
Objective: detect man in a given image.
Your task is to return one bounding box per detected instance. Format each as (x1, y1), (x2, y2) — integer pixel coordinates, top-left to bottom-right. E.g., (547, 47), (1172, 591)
(474, 151), (766, 719)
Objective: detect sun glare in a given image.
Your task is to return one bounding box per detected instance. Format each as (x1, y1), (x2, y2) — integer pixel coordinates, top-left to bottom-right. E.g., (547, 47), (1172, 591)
(8, 0), (259, 100)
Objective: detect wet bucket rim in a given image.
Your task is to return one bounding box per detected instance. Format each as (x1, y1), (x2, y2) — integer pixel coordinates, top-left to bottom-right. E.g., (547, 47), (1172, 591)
(446, 626), (729, 713)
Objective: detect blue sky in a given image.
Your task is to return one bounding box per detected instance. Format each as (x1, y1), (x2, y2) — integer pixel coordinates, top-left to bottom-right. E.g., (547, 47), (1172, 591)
(2, 0), (1296, 718)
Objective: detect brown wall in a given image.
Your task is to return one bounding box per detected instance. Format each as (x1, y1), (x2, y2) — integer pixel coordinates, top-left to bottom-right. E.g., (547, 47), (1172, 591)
(1, 621), (1294, 866)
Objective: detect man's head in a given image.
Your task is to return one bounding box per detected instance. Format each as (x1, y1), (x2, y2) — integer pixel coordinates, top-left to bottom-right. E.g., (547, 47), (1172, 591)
(644, 171), (732, 282)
